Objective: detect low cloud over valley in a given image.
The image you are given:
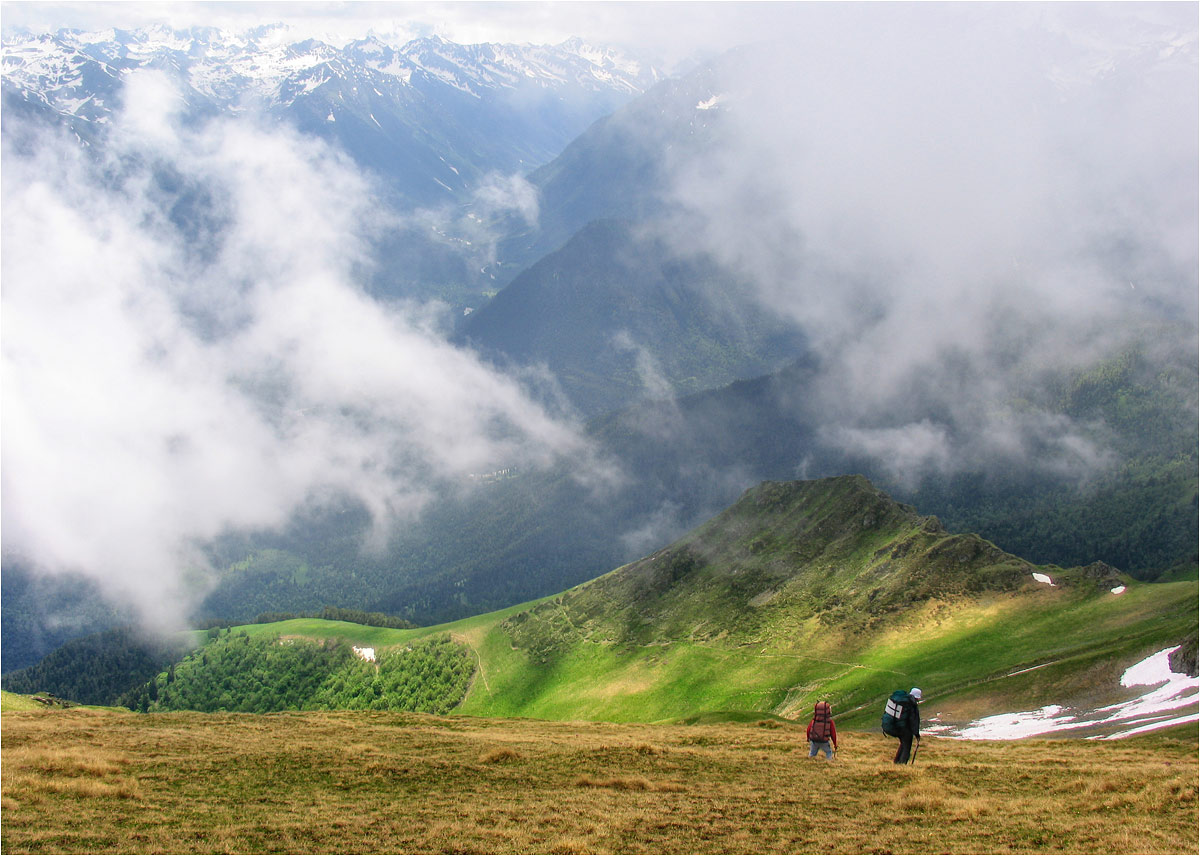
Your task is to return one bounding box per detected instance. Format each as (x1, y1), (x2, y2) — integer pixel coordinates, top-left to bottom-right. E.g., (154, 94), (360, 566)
(2, 70), (595, 628)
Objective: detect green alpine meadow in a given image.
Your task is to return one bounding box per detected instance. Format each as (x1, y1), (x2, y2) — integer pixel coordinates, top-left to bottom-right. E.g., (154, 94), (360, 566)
(2, 708), (1196, 854)
(5, 476), (1196, 852)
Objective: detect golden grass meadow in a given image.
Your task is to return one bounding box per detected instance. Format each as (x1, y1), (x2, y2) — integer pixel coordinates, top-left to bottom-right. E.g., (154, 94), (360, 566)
(1, 707), (1196, 854)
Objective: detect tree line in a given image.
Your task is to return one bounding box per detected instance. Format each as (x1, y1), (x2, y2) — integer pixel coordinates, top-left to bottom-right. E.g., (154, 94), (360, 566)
(1, 626), (192, 706)
(122, 631), (474, 715)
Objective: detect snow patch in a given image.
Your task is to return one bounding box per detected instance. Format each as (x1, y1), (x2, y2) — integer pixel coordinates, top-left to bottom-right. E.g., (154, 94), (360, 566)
(352, 646), (376, 662)
(696, 94), (723, 110)
(940, 647), (1199, 740)
(1110, 585), (1126, 594)
(956, 705), (1074, 739)
(1032, 572), (1056, 586)
(1103, 712), (1200, 739)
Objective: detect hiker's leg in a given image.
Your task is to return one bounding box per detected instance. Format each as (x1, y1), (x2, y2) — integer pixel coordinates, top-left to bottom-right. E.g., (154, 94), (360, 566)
(820, 742), (833, 759)
(809, 740), (820, 758)
(895, 733), (912, 764)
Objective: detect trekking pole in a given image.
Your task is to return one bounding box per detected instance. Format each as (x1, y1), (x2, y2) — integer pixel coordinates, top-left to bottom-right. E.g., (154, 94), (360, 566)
(909, 739), (919, 766)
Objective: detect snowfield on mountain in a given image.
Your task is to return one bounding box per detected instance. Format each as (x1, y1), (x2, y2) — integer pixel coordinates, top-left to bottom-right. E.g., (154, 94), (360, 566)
(925, 646), (1200, 740)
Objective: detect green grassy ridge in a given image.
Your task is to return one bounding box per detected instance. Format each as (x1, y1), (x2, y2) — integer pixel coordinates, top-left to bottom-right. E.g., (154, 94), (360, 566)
(494, 477), (1057, 669)
(64, 476), (1182, 725)
(175, 579), (1192, 728)
(208, 477), (1195, 732)
(463, 476), (1191, 725)
(159, 576), (1192, 728)
(811, 580), (1197, 728)
(0, 689), (127, 713)
(1, 689), (45, 711)
(451, 583), (1195, 727)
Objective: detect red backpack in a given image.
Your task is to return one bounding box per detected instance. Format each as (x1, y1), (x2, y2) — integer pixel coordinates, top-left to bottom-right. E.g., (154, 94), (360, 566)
(808, 701), (833, 741)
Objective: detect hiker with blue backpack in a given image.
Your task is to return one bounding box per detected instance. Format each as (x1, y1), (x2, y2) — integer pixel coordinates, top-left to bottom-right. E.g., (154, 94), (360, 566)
(806, 701), (838, 759)
(881, 687), (923, 764)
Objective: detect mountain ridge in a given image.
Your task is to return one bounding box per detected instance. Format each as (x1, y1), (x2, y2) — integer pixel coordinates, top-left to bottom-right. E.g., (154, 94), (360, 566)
(18, 473), (1193, 742)
(459, 218), (807, 416)
(1, 25), (661, 207)
(497, 475), (1101, 665)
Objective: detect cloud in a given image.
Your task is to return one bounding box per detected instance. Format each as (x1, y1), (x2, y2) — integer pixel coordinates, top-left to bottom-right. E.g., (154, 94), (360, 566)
(619, 499), (684, 558)
(1, 69), (593, 630)
(471, 172), (540, 230)
(658, 4), (1197, 483)
(611, 330), (674, 402)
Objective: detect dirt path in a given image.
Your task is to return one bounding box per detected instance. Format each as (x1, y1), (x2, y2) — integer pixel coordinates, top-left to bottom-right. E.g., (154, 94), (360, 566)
(452, 632), (491, 695)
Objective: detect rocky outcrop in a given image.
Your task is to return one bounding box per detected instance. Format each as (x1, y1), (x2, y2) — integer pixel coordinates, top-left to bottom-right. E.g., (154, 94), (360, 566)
(1168, 632), (1198, 678)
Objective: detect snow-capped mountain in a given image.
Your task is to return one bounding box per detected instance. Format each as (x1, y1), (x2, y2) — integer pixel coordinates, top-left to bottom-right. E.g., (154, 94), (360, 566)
(1, 25), (663, 205)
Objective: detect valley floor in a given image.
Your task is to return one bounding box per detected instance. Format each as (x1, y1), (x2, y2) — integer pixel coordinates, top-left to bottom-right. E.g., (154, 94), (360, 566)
(1, 709), (1196, 854)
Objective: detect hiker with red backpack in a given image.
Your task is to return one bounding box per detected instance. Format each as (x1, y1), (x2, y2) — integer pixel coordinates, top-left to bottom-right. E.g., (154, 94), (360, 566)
(881, 687), (923, 764)
(806, 700), (838, 759)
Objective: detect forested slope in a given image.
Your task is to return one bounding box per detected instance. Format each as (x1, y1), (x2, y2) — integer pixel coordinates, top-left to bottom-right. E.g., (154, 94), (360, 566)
(126, 630), (472, 715)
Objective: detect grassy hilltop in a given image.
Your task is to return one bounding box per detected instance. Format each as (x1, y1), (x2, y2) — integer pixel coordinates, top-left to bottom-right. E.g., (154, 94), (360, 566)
(449, 476), (1194, 726)
(112, 476), (1196, 732)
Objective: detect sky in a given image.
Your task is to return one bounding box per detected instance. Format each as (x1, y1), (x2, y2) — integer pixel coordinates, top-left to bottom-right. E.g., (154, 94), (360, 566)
(0, 1), (826, 70)
(9, 1), (1190, 71)
(2, 1), (1197, 631)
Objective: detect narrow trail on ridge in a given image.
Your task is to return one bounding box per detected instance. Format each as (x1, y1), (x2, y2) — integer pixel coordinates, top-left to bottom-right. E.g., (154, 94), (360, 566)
(452, 632), (491, 695)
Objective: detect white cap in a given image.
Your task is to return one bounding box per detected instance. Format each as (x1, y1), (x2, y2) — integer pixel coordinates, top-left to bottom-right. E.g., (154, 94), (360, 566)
(910, 687), (923, 701)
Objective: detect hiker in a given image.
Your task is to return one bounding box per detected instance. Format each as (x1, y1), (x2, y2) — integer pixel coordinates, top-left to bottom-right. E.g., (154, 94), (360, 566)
(806, 700), (838, 759)
(881, 687), (922, 764)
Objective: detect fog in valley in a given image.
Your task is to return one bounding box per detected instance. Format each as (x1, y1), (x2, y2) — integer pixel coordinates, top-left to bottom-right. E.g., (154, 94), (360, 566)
(2, 2), (1195, 632)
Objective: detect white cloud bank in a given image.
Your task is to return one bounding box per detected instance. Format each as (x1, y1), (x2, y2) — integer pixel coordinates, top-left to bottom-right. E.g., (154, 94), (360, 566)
(1, 70), (594, 630)
(661, 3), (1198, 483)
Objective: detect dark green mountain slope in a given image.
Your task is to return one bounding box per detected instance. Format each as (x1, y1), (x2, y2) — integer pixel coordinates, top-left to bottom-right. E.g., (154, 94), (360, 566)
(460, 219), (806, 416)
(906, 343), (1199, 576)
(0, 627), (193, 706)
(1, 566), (134, 673)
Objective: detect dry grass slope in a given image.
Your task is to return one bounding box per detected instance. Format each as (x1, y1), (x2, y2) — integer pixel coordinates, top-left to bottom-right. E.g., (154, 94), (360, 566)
(2, 708), (1195, 854)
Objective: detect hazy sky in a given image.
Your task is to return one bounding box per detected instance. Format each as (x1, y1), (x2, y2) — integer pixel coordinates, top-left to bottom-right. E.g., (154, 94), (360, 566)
(6, 1), (1189, 71)
(1, 1), (825, 69)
